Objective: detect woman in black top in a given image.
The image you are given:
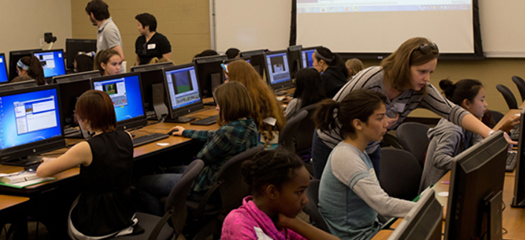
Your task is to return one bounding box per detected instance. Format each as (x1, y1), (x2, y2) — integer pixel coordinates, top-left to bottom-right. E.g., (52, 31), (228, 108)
(312, 47), (348, 98)
(135, 13), (171, 65)
(37, 90), (137, 238)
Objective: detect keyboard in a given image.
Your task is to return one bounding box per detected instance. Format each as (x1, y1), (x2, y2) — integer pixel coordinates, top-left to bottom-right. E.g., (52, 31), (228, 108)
(1, 156), (43, 167)
(506, 151), (518, 172)
(132, 133), (169, 147)
(510, 128), (520, 141)
(190, 115), (218, 126)
(275, 91), (287, 96)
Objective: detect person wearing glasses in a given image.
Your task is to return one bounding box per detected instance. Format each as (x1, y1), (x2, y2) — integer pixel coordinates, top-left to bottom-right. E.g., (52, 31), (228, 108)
(312, 37), (514, 180)
(134, 13), (172, 65)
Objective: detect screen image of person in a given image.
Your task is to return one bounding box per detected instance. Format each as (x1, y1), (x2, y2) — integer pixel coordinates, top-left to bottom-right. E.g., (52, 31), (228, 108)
(0, 88), (62, 150)
(33, 51), (66, 78)
(165, 66), (201, 109)
(93, 75), (144, 122)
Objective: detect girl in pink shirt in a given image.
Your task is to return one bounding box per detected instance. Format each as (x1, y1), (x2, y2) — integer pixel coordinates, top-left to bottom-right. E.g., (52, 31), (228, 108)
(221, 149), (339, 240)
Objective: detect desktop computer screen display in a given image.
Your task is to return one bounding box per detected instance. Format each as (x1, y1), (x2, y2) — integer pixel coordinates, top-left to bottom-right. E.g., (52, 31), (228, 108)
(512, 107), (525, 207)
(9, 49), (41, 81)
(66, 39), (97, 69)
(92, 73), (146, 130)
(194, 55), (228, 98)
(264, 50), (293, 89)
(0, 85), (64, 161)
(444, 131), (507, 240)
(33, 49), (66, 78)
(387, 189), (442, 240)
(301, 46), (321, 69)
(163, 64), (203, 119)
(0, 53), (8, 83)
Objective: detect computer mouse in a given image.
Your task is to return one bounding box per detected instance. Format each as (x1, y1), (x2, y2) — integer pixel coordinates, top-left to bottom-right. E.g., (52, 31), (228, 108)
(167, 129), (179, 136)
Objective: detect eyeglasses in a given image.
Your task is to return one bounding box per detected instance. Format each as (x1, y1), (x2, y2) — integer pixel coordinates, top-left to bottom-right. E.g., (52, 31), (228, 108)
(415, 43), (439, 54)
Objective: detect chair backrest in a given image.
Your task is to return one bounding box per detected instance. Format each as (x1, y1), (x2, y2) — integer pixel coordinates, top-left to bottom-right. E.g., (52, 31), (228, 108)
(490, 110), (505, 124)
(216, 145), (265, 215)
(512, 76), (525, 102)
(396, 122), (429, 168)
(379, 148), (422, 201)
(279, 110), (308, 153)
(303, 179), (330, 232)
(294, 104), (318, 153)
(164, 160), (205, 238)
(496, 84), (518, 110)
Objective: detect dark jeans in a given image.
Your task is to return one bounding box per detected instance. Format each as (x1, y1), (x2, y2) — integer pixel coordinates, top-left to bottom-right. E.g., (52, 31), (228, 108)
(312, 130), (382, 179)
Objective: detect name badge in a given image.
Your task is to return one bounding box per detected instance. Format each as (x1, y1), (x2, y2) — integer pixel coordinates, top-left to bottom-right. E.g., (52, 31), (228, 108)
(147, 43), (156, 50)
(393, 102), (405, 113)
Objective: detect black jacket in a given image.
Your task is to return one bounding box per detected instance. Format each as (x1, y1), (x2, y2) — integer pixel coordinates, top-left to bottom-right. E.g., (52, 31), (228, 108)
(321, 66), (348, 98)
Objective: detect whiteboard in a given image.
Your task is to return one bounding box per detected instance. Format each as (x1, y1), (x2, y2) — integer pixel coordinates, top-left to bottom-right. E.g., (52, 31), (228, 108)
(213, 0), (292, 53)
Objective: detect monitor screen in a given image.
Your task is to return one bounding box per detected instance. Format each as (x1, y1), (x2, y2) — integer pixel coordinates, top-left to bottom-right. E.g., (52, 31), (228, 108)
(9, 49), (40, 81)
(33, 50), (66, 78)
(66, 39), (97, 69)
(92, 73), (146, 129)
(0, 86), (63, 160)
(163, 64), (203, 119)
(444, 131), (507, 240)
(512, 107), (525, 207)
(264, 51), (292, 87)
(194, 55), (228, 98)
(388, 189), (443, 240)
(301, 49), (316, 69)
(0, 53), (8, 83)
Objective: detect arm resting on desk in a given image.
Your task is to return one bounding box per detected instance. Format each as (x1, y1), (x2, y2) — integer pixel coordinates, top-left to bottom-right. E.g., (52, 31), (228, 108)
(278, 214), (340, 240)
(36, 142), (92, 178)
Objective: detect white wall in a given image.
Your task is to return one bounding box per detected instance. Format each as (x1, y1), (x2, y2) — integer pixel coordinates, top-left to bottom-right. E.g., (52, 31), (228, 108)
(0, 1), (72, 65)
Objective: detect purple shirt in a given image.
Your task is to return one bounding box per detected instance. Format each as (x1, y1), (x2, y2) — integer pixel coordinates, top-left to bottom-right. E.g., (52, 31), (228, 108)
(221, 196), (307, 240)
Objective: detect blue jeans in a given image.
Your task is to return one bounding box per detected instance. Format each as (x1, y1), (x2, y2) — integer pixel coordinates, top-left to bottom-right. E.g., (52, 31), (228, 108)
(137, 173), (182, 216)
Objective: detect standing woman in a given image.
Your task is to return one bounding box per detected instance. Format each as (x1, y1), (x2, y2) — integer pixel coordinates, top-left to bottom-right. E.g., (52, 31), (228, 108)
(14, 56), (46, 85)
(312, 37), (512, 179)
(312, 47), (348, 98)
(135, 13), (172, 65)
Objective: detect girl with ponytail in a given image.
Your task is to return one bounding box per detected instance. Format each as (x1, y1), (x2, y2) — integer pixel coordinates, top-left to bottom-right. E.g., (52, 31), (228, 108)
(15, 56), (46, 85)
(222, 149), (339, 240)
(419, 79), (519, 192)
(314, 90), (416, 240)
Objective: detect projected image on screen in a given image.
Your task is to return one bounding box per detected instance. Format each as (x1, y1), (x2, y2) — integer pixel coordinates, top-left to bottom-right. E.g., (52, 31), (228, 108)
(297, 0), (471, 13)
(171, 71), (193, 94)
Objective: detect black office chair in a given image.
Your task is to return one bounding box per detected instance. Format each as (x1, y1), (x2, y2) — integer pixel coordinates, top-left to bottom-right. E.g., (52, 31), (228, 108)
(396, 122), (430, 168)
(111, 160), (205, 240)
(186, 145), (264, 240)
(490, 110), (505, 124)
(278, 110), (308, 153)
(303, 179), (330, 233)
(512, 76), (525, 102)
(496, 84), (518, 110)
(379, 148), (422, 201)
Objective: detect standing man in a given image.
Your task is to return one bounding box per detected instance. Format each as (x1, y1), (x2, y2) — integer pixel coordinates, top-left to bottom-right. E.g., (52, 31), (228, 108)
(86, 0), (125, 62)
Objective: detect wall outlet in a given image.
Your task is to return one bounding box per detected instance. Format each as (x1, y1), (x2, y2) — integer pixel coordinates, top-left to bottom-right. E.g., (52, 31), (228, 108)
(40, 38), (45, 47)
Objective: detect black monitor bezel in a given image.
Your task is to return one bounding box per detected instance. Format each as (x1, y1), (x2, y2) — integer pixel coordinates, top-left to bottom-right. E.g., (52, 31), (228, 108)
(8, 49), (41, 81)
(130, 62), (174, 73)
(512, 107), (525, 207)
(193, 54), (228, 98)
(287, 45), (303, 79)
(53, 70), (100, 84)
(0, 53), (9, 84)
(240, 49), (266, 77)
(65, 38), (97, 69)
(32, 49), (67, 80)
(263, 50), (294, 90)
(90, 72), (148, 131)
(0, 80), (38, 94)
(300, 46), (322, 69)
(162, 63), (204, 120)
(444, 131), (507, 239)
(0, 84), (66, 162)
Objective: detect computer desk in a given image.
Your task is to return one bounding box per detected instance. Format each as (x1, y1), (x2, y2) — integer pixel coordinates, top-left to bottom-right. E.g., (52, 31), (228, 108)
(372, 110), (525, 240)
(520, 100), (525, 109)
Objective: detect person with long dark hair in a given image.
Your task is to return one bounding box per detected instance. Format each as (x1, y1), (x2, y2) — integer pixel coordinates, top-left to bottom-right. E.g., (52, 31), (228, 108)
(312, 47), (348, 98)
(284, 68), (324, 118)
(14, 56), (46, 85)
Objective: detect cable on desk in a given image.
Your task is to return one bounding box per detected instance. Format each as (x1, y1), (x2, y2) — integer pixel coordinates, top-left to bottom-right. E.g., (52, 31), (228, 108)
(502, 200), (507, 211)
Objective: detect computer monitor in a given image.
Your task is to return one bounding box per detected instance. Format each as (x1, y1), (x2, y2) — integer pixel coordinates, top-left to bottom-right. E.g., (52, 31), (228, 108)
(194, 54), (228, 98)
(56, 71), (100, 130)
(0, 53), (8, 83)
(162, 63), (203, 123)
(9, 49), (41, 81)
(301, 46), (321, 69)
(33, 49), (66, 80)
(91, 72), (147, 130)
(264, 50), (294, 90)
(512, 107), (525, 207)
(287, 45), (302, 79)
(240, 49), (266, 78)
(387, 189), (443, 240)
(444, 131), (507, 240)
(0, 80), (38, 94)
(131, 62), (174, 112)
(0, 85), (65, 163)
(66, 39), (97, 69)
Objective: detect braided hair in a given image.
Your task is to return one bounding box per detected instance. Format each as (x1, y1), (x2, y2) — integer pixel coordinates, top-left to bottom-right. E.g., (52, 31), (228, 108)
(241, 149), (304, 195)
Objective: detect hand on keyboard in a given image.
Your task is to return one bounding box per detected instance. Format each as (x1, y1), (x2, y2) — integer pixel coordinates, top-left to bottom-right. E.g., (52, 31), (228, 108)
(168, 126), (184, 136)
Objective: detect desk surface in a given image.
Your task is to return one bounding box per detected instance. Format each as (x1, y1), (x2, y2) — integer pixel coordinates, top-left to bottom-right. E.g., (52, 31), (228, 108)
(0, 194), (29, 211)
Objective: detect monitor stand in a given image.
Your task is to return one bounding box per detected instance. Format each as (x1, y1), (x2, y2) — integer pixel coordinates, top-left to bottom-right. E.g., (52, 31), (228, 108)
(163, 115), (195, 123)
(485, 190), (503, 240)
(152, 83), (168, 120)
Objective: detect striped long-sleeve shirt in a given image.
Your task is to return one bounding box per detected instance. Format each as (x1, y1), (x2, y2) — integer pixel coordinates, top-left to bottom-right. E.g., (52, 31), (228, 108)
(317, 66), (470, 153)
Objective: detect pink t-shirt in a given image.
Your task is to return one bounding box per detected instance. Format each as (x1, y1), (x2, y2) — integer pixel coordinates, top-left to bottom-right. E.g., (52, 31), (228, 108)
(221, 196), (307, 240)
